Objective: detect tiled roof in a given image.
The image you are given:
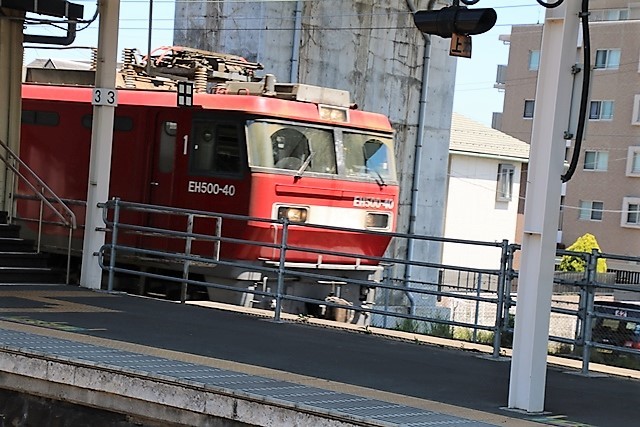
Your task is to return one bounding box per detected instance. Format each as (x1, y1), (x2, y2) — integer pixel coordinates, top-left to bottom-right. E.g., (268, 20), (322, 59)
(450, 113), (530, 162)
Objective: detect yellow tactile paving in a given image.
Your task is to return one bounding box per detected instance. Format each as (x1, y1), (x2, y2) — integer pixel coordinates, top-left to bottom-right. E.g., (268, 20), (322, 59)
(0, 290), (120, 313)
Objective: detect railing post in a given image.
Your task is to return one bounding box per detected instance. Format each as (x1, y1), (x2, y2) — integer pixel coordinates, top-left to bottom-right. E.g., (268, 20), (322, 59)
(37, 187), (44, 253)
(107, 198), (120, 292)
(382, 263), (393, 329)
(492, 239), (510, 358)
(8, 154), (16, 224)
(580, 249), (599, 375)
(273, 219), (289, 322)
(181, 214), (194, 304)
(473, 272), (482, 343)
(65, 226), (72, 284)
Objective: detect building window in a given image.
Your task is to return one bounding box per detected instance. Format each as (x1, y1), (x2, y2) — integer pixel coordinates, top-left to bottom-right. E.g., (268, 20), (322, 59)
(589, 100), (614, 120)
(632, 95), (640, 125)
(627, 147), (640, 176)
(589, 9), (629, 21)
(583, 150), (608, 171)
(622, 197), (640, 228)
(528, 50), (540, 71)
(594, 49), (621, 70)
(523, 100), (535, 119)
(579, 200), (603, 221)
(496, 163), (515, 202)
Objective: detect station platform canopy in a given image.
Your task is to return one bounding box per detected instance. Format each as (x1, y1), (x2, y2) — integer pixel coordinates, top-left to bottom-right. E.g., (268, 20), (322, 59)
(0, 0), (83, 19)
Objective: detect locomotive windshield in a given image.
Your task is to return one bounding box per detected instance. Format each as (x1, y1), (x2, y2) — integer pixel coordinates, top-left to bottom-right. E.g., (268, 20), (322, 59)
(248, 122), (337, 174)
(247, 120), (395, 181)
(343, 133), (394, 181)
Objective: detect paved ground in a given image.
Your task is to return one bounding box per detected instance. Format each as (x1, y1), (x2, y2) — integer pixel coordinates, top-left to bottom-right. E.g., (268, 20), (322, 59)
(0, 284), (638, 427)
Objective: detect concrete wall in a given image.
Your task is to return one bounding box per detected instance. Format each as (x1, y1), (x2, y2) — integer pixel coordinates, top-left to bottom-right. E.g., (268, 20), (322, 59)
(173, 0), (457, 263)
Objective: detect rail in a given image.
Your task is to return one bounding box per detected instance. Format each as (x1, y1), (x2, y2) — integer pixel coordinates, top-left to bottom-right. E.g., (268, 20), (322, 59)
(0, 138), (76, 283)
(96, 200), (640, 374)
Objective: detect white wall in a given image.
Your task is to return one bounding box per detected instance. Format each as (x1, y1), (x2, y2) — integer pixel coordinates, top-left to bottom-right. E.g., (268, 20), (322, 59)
(443, 154), (522, 269)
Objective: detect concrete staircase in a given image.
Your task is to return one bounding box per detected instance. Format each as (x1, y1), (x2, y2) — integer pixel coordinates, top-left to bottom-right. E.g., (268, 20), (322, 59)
(0, 217), (65, 284)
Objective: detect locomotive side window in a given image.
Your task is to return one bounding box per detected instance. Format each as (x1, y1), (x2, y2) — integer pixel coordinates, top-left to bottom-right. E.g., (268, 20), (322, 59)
(247, 121), (337, 174)
(158, 121), (177, 173)
(21, 110), (59, 126)
(189, 120), (242, 176)
(81, 114), (134, 132)
(343, 133), (395, 181)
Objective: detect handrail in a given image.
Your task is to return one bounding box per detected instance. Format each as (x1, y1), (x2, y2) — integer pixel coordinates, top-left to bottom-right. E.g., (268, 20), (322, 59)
(0, 138), (77, 283)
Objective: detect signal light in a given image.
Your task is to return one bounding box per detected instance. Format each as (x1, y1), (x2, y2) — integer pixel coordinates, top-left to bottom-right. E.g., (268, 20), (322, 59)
(413, 6), (497, 39)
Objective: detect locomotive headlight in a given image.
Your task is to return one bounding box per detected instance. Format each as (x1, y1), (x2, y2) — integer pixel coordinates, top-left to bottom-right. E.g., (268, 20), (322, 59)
(278, 206), (308, 223)
(318, 105), (348, 123)
(365, 213), (390, 230)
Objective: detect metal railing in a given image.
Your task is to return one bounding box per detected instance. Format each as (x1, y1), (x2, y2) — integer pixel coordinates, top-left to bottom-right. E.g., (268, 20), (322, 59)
(0, 138), (76, 283)
(96, 199), (640, 374)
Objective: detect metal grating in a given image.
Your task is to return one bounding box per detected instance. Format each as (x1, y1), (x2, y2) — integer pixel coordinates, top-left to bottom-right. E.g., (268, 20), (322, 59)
(0, 328), (494, 426)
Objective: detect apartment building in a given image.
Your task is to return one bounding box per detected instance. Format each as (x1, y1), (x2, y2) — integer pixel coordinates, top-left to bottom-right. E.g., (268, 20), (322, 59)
(495, 1), (640, 267)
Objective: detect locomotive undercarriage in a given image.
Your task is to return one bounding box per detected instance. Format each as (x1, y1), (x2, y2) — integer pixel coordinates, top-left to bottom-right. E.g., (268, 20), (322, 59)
(105, 253), (381, 325)
(202, 262), (380, 326)
(65, 245), (381, 326)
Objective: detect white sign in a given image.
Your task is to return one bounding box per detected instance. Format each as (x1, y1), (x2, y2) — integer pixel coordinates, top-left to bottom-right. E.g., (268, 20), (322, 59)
(92, 88), (118, 106)
(177, 81), (194, 107)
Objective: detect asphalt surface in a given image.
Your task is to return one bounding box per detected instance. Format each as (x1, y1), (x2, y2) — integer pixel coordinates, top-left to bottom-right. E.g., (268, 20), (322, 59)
(0, 284), (638, 427)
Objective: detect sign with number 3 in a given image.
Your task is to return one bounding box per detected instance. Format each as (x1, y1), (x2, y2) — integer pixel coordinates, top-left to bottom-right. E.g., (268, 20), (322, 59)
(92, 88), (118, 106)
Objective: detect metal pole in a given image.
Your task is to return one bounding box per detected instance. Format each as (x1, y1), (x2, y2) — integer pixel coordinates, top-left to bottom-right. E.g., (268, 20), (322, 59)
(37, 187), (44, 253)
(107, 199), (120, 292)
(181, 214), (194, 304)
(473, 273), (481, 343)
(273, 220), (289, 322)
(146, 0), (153, 75)
(66, 226), (72, 284)
(493, 240), (510, 358)
(580, 250), (598, 375)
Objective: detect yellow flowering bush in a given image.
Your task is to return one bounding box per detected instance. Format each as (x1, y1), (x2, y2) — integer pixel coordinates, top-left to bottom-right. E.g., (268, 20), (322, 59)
(558, 233), (607, 273)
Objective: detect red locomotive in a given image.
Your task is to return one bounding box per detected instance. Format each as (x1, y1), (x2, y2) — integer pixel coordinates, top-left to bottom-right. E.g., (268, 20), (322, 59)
(17, 47), (398, 316)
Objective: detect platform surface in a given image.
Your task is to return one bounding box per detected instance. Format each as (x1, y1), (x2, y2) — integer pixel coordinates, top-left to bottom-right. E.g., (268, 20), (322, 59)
(0, 284), (638, 427)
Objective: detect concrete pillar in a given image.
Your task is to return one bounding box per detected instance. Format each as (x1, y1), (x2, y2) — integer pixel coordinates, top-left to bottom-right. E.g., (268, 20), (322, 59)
(508, 0), (581, 413)
(0, 9), (25, 214)
(80, 0), (120, 289)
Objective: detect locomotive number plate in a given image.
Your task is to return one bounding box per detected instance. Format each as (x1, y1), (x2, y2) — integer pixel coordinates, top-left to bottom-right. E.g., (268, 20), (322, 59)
(92, 88), (119, 106)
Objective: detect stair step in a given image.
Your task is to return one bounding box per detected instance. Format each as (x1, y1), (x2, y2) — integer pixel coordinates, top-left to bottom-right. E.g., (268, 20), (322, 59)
(0, 224), (21, 239)
(0, 252), (51, 268)
(0, 267), (65, 284)
(0, 238), (37, 252)
(0, 221), (68, 284)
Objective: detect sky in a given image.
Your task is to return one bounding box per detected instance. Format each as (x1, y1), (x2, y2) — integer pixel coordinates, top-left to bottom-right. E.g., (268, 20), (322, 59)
(24, 0), (545, 127)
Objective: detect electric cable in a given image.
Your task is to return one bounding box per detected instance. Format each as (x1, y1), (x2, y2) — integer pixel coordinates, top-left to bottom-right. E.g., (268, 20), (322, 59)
(561, 0), (590, 183)
(536, 0), (565, 8)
